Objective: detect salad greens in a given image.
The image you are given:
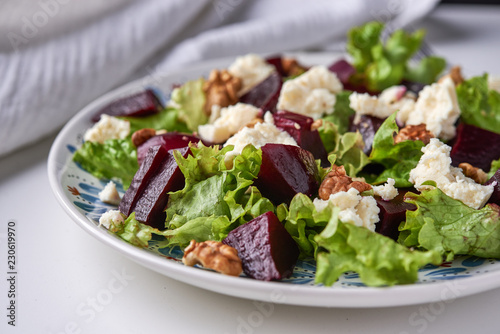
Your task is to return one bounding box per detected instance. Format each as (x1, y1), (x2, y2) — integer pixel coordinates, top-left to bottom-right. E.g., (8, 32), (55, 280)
(169, 78), (207, 132)
(73, 138), (138, 189)
(399, 185), (500, 261)
(321, 91), (355, 134)
(121, 107), (190, 134)
(365, 112), (424, 187)
(318, 120), (369, 177)
(456, 74), (500, 135)
(347, 21), (446, 91)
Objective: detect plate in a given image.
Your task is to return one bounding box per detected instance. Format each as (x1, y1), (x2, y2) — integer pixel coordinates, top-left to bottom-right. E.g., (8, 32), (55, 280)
(48, 53), (500, 308)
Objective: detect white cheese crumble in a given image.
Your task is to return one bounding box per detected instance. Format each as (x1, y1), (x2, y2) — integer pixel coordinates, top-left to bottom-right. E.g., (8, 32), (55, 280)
(373, 178), (398, 201)
(198, 103), (260, 144)
(228, 54), (276, 96)
(313, 188), (380, 231)
(408, 138), (494, 209)
(277, 65), (343, 120)
(398, 77), (461, 140)
(99, 210), (125, 232)
(224, 112), (297, 160)
(98, 181), (121, 205)
(83, 114), (130, 144)
(350, 85), (412, 121)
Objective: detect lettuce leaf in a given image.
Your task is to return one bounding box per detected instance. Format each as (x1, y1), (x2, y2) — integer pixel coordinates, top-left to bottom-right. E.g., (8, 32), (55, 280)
(120, 107), (190, 134)
(488, 158), (500, 179)
(281, 193), (441, 286)
(315, 212), (442, 287)
(169, 78), (207, 132)
(366, 112), (424, 187)
(399, 187), (500, 261)
(280, 193), (336, 258)
(321, 91), (355, 134)
(346, 21), (445, 92)
(456, 74), (500, 135)
(317, 120), (369, 177)
(162, 144), (273, 247)
(73, 138), (138, 189)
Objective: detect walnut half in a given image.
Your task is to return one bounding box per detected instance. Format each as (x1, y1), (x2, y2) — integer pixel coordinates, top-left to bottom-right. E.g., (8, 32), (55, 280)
(182, 240), (242, 276)
(459, 162), (488, 184)
(203, 69), (242, 116)
(318, 165), (372, 200)
(394, 124), (434, 145)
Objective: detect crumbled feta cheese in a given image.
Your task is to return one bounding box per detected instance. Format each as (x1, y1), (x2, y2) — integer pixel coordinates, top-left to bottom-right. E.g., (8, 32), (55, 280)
(198, 103), (260, 144)
(228, 54), (276, 96)
(399, 77), (461, 140)
(277, 66), (343, 119)
(98, 181), (121, 205)
(409, 138), (494, 209)
(313, 188), (380, 231)
(350, 85), (412, 121)
(373, 178), (399, 201)
(224, 112), (297, 160)
(83, 114), (130, 143)
(488, 75), (500, 93)
(99, 210), (125, 232)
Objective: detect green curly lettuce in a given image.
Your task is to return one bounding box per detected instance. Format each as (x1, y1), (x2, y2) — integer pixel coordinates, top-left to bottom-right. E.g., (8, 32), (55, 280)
(365, 112), (424, 187)
(169, 78), (207, 132)
(399, 186), (500, 261)
(346, 21), (446, 91)
(456, 74), (500, 135)
(73, 138), (138, 189)
(317, 120), (369, 177)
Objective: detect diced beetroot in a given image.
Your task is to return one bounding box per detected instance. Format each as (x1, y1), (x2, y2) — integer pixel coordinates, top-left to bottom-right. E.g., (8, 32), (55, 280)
(91, 89), (163, 122)
(119, 146), (189, 229)
(254, 144), (320, 204)
(450, 123), (500, 172)
(137, 132), (200, 165)
(266, 56), (286, 77)
(486, 169), (500, 206)
(239, 72), (282, 113)
(328, 59), (356, 85)
(222, 211), (299, 281)
(375, 189), (417, 241)
(349, 115), (385, 155)
(273, 110), (328, 165)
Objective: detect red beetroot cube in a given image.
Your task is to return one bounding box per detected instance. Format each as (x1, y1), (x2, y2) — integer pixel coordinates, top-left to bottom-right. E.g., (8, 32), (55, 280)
(223, 211), (299, 281)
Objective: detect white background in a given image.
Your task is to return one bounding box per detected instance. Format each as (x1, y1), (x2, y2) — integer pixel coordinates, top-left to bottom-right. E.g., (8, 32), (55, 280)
(2, 4), (500, 334)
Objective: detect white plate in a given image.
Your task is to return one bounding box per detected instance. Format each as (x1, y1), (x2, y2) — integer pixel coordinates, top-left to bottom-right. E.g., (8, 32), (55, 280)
(48, 53), (500, 308)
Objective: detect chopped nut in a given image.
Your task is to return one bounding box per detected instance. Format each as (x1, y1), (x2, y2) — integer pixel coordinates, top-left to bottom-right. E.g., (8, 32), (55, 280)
(318, 165), (372, 200)
(311, 119), (323, 131)
(203, 69), (242, 116)
(182, 240), (242, 276)
(438, 66), (464, 86)
(394, 124), (434, 145)
(131, 128), (157, 147)
(281, 57), (307, 77)
(459, 162), (488, 184)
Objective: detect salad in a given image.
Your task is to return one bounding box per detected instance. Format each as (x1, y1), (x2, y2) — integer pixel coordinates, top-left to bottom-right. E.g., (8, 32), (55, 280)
(72, 21), (500, 287)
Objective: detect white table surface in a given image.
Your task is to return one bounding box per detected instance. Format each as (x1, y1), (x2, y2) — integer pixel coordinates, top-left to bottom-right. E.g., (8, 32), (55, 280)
(2, 4), (500, 334)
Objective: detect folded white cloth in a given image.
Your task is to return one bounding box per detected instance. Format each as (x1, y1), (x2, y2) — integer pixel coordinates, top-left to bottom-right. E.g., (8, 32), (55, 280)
(0, 0), (439, 157)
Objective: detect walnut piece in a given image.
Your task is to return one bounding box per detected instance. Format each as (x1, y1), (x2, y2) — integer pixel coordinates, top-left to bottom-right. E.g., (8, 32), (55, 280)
(459, 162), (488, 184)
(281, 57), (307, 77)
(394, 124), (434, 145)
(438, 66), (464, 86)
(318, 165), (372, 200)
(203, 69), (242, 115)
(310, 119), (323, 131)
(131, 128), (157, 147)
(182, 240), (242, 276)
